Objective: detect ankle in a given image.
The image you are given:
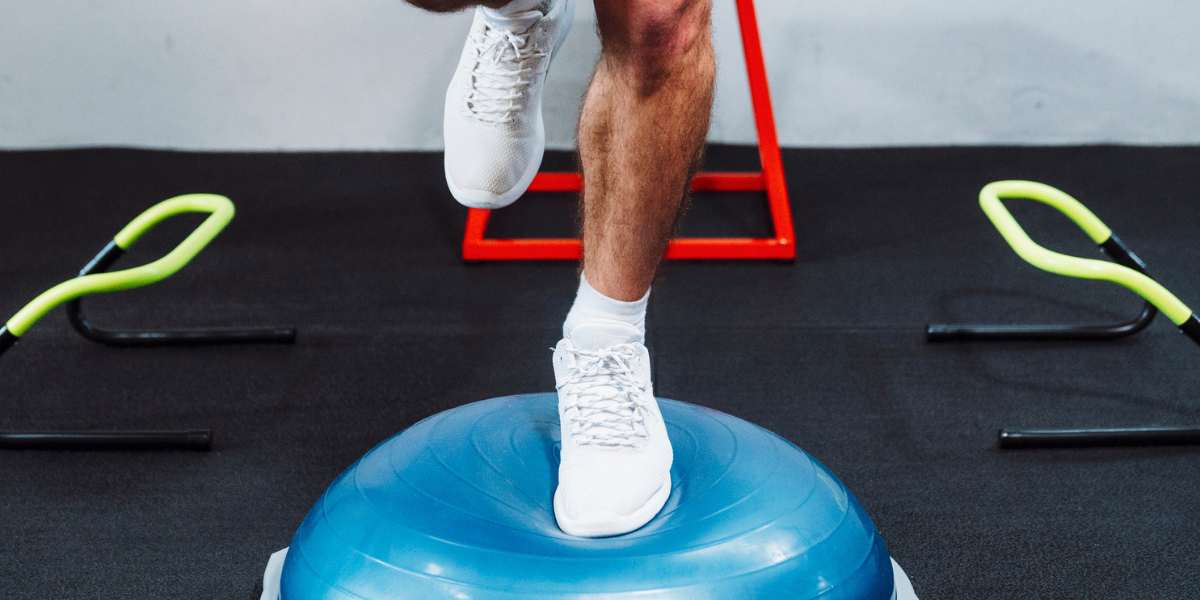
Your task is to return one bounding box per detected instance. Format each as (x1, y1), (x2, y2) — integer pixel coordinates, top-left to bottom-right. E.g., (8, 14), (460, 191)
(580, 269), (653, 303)
(563, 273), (649, 343)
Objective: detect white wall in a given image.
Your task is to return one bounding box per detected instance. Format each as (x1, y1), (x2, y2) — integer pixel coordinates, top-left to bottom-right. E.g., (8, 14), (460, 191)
(1, 0), (1197, 150)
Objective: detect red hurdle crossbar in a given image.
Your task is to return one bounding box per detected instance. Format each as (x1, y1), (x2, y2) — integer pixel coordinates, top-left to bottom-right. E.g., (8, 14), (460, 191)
(462, 0), (794, 261)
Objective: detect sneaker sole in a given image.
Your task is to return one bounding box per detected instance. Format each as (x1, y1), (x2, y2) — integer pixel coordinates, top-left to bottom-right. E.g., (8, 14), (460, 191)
(553, 471), (671, 538)
(446, 141), (545, 209)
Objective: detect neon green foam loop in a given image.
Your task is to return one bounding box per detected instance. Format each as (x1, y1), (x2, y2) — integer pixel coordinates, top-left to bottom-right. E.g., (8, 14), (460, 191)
(5, 194), (236, 336)
(981, 180), (1113, 243)
(979, 180), (1192, 325)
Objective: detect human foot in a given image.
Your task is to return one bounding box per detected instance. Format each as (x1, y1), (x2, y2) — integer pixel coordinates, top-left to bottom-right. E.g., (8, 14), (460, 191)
(552, 321), (672, 537)
(443, 0), (574, 209)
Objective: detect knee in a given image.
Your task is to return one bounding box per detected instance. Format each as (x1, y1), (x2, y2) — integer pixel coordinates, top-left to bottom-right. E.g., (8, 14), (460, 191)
(602, 0), (714, 87)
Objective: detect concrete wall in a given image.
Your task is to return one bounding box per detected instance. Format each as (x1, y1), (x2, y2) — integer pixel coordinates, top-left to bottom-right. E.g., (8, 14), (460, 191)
(1, 0), (1197, 150)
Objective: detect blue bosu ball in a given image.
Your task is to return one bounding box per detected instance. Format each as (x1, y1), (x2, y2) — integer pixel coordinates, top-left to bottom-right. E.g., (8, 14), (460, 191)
(268, 394), (914, 599)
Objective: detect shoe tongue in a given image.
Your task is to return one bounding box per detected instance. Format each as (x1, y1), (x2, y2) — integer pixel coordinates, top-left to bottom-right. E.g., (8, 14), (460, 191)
(567, 321), (643, 351)
(489, 10), (541, 28)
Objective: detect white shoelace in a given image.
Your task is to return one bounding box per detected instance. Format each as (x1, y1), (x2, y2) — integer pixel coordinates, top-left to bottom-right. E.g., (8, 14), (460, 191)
(556, 344), (651, 448)
(465, 19), (546, 124)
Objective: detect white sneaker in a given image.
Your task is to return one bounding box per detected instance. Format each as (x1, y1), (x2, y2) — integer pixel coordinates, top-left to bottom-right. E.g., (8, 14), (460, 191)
(552, 323), (673, 537)
(443, 0), (574, 209)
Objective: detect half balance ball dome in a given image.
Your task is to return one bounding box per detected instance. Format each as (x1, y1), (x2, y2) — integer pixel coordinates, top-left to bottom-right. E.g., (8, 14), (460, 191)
(263, 394), (917, 599)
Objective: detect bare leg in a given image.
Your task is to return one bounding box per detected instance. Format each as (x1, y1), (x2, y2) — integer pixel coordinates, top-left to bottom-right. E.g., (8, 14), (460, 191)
(579, 0), (716, 300)
(551, 0), (715, 537)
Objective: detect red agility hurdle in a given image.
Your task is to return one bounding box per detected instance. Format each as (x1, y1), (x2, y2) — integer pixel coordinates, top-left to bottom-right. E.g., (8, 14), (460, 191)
(462, 0), (794, 261)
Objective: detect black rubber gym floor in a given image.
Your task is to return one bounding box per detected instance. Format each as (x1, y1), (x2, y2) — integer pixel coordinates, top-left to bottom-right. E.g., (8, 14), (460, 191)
(1, 145), (1198, 599)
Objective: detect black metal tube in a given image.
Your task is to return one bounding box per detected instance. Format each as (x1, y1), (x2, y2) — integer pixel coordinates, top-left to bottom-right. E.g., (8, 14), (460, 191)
(926, 301), (1156, 342)
(938, 231), (1200, 450)
(78, 240), (125, 276)
(0, 326), (16, 356)
(1099, 234), (1149, 273)
(0, 430), (212, 450)
(1179, 315), (1200, 347)
(66, 240), (297, 347)
(66, 300), (297, 346)
(927, 235), (1158, 343)
(998, 427), (1200, 449)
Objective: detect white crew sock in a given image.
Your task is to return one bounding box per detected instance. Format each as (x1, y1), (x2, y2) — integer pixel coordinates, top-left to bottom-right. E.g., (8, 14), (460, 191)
(563, 274), (649, 349)
(483, 0), (545, 18)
